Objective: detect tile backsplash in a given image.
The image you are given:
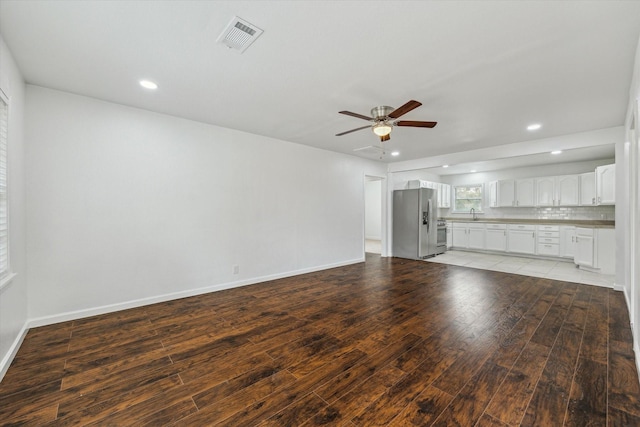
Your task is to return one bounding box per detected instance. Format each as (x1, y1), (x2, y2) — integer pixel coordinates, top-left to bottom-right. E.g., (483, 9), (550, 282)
(443, 205), (615, 221)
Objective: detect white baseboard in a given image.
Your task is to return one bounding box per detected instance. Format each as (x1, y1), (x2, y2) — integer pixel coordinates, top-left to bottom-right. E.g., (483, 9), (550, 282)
(0, 323), (28, 382)
(27, 257), (365, 329)
(615, 282), (626, 292)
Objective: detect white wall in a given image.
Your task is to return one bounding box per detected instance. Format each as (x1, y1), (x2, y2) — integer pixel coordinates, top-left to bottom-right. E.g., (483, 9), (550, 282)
(622, 33), (640, 373)
(25, 86), (386, 323)
(0, 37), (27, 379)
(365, 179), (381, 240)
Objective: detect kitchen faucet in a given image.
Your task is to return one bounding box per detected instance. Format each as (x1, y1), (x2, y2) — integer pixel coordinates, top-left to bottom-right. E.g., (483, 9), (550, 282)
(470, 207), (477, 221)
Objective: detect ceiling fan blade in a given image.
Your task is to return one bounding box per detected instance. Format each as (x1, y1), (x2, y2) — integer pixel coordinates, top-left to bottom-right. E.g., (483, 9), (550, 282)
(380, 134), (390, 142)
(388, 100), (422, 119)
(335, 125), (371, 136)
(395, 120), (437, 128)
(339, 111), (374, 121)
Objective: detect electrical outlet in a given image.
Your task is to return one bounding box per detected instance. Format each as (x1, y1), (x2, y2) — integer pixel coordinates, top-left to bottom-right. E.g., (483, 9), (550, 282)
(233, 264), (239, 275)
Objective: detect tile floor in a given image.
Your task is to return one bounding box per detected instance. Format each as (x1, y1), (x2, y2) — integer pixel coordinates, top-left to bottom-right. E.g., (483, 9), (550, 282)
(426, 249), (615, 287)
(365, 239), (382, 254)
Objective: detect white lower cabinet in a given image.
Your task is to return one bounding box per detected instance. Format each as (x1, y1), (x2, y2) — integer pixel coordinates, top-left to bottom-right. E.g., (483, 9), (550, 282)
(452, 222), (485, 249)
(507, 224), (536, 255)
(574, 227), (616, 274)
(485, 224), (507, 252)
(560, 226), (576, 258)
(447, 221), (614, 276)
(452, 223), (469, 248)
(574, 227), (595, 267)
(537, 225), (560, 257)
(468, 224), (485, 249)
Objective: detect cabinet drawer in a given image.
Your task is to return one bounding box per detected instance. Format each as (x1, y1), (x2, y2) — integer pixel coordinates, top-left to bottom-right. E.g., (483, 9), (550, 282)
(538, 237), (560, 244)
(508, 224), (536, 231)
(576, 227), (594, 237)
(485, 223), (507, 230)
(538, 231), (560, 238)
(538, 243), (560, 256)
(537, 225), (560, 232)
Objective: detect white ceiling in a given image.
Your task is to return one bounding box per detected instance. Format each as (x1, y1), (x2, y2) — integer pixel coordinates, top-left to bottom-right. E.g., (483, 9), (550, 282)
(1, 1), (639, 164)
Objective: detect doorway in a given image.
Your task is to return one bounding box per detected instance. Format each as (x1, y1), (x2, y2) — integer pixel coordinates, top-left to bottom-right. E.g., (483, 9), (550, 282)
(365, 176), (384, 255)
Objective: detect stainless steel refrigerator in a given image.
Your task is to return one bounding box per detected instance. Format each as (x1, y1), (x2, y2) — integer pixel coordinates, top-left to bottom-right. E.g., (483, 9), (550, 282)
(393, 188), (438, 260)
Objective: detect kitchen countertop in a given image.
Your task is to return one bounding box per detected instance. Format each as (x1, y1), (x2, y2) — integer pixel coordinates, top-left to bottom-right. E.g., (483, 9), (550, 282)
(442, 217), (615, 228)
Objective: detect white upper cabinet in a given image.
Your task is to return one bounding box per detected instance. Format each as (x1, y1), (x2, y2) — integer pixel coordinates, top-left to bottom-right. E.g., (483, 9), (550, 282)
(438, 183), (451, 208)
(536, 175), (579, 207)
(580, 172), (596, 206)
(445, 184), (451, 208)
(535, 177), (555, 207)
(556, 175), (580, 206)
(515, 179), (535, 207)
(497, 178), (538, 207)
(408, 180), (451, 208)
(595, 164), (615, 205)
(497, 180), (515, 207)
(489, 181), (498, 208)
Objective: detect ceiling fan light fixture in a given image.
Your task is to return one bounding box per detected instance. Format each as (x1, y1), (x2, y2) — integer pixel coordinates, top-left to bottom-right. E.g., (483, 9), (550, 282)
(372, 121), (393, 137)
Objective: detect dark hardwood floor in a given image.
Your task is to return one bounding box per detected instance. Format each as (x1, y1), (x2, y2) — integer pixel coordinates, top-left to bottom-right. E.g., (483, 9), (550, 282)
(2, 253), (640, 426)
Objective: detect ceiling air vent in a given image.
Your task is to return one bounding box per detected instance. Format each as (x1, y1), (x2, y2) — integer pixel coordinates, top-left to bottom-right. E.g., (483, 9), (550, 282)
(217, 16), (263, 53)
(353, 146), (385, 157)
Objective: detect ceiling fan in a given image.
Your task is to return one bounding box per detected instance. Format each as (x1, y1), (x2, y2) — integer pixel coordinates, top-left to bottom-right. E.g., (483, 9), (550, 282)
(336, 100), (437, 142)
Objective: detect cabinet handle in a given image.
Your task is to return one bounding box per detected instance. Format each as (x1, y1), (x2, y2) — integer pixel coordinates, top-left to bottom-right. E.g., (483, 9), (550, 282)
(598, 196), (601, 204)
(532, 232), (535, 238)
(504, 231), (506, 236)
(592, 197), (595, 205)
(571, 236), (574, 243)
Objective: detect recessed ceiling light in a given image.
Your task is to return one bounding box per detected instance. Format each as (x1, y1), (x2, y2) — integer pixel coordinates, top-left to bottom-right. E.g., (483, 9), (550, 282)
(470, 170), (477, 173)
(527, 123), (542, 131)
(139, 80), (158, 90)
(391, 151), (400, 156)
(442, 165), (449, 168)
(551, 150), (562, 155)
